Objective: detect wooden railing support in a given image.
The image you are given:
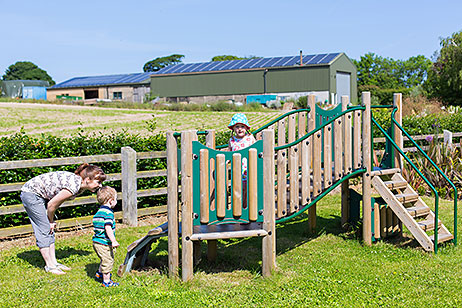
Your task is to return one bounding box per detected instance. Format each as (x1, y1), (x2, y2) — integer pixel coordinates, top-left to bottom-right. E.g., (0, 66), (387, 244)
(121, 146), (137, 226)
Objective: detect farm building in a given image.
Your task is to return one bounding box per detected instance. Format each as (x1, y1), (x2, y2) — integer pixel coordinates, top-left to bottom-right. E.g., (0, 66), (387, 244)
(47, 72), (152, 103)
(150, 52), (357, 104)
(0, 80), (49, 99)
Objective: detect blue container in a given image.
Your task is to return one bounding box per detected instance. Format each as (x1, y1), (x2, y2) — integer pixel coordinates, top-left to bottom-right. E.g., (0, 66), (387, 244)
(246, 94), (277, 105)
(23, 86), (47, 100)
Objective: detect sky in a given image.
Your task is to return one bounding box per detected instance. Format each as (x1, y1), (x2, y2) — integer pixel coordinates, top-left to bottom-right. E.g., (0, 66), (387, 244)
(1, 0), (461, 84)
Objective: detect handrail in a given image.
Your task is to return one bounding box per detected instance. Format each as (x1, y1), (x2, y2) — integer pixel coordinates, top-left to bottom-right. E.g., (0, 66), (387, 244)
(371, 116), (441, 253)
(275, 106), (365, 151)
(391, 107), (458, 246)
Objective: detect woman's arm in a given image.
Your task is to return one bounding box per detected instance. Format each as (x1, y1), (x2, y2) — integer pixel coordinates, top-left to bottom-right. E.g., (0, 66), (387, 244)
(47, 189), (73, 223)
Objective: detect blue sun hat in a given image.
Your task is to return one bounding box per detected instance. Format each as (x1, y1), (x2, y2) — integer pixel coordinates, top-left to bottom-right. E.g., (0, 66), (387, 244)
(228, 113), (250, 130)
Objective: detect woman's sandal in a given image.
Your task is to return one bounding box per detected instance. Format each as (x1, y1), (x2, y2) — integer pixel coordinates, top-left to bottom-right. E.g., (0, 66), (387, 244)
(101, 279), (119, 287)
(56, 263), (71, 271)
(44, 265), (65, 275)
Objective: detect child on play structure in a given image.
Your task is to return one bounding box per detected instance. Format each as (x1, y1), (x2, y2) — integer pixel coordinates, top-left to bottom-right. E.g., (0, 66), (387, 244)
(227, 114), (256, 207)
(93, 186), (120, 287)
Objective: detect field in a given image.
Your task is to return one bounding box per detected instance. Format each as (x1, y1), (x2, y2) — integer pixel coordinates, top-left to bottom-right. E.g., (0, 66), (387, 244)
(0, 102), (283, 137)
(0, 195), (461, 307)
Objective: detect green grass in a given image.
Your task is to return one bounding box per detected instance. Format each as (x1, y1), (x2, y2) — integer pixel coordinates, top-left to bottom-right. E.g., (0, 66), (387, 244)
(1, 194), (461, 307)
(0, 102), (282, 137)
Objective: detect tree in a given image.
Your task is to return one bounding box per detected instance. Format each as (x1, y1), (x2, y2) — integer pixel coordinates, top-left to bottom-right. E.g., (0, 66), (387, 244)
(426, 31), (462, 105)
(143, 54), (185, 72)
(354, 53), (431, 104)
(2, 61), (55, 85)
(211, 55), (261, 61)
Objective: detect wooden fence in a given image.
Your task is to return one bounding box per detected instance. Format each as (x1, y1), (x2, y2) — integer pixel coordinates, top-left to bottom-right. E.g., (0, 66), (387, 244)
(0, 147), (167, 238)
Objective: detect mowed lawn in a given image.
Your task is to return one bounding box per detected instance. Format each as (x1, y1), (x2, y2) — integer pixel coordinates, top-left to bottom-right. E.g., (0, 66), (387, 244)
(0, 102), (283, 137)
(0, 194), (461, 307)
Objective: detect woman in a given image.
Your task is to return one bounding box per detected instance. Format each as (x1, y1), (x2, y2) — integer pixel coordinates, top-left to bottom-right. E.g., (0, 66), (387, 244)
(20, 163), (106, 275)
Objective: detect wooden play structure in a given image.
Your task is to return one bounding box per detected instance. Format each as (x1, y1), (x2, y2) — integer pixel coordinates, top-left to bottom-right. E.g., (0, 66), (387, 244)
(120, 92), (458, 281)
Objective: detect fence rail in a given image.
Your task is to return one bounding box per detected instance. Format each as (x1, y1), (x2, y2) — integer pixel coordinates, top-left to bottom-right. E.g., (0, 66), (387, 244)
(0, 147), (167, 238)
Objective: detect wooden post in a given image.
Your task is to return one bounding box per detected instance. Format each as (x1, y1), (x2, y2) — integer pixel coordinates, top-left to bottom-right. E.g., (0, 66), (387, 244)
(200, 149), (209, 224)
(307, 94), (316, 233)
(362, 92), (372, 245)
(232, 153), (242, 217)
(248, 148), (258, 221)
(353, 110), (362, 169)
(206, 130), (217, 262)
(393, 93), (403, 170)
(288, 115), (298, 213)
(121, 146), (137, 226)
(166, 132), (179, 278)
(262, 129), (276, 277)
(181, 130), (194, 281)
(341, 96), (350, 227)
(216, 154), (226, 218)
(277, 120), (287, 218)
(323, 124), (332, 189)
(334, 117), (342, 181)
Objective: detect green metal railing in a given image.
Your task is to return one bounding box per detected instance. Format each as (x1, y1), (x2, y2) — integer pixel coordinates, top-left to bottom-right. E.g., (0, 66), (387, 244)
(390, 108), (458, 247)
(372, 116), (443, 253)
(275, 106), (365, 151)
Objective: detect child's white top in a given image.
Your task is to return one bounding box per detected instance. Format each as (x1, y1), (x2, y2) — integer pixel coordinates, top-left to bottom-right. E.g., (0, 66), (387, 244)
(228, 134), (256, 180)
(228, 135), (256, 151)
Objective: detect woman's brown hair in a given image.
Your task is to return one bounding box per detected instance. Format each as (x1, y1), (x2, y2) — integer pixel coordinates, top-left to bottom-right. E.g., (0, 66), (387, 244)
(74, 163), (106, 182)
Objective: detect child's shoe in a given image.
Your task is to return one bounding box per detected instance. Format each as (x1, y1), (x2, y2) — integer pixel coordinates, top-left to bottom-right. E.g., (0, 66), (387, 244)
(95, 270), (102, 280)
(102, 279), (119, 287)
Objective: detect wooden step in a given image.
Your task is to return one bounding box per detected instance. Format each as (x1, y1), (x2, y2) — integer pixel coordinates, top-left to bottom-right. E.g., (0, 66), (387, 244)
(395, 193), (419, 203)
(406, 205), (431, 218)
(383, 180), (408, 190)
(370, 168), (401, 177)
(429, 232), (454, 244)
(417, 219), (442, 232)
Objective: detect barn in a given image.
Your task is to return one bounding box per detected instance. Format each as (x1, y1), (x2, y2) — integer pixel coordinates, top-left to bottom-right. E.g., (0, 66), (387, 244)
(47, 72), (152, 103)
(150, 52), (357, 104)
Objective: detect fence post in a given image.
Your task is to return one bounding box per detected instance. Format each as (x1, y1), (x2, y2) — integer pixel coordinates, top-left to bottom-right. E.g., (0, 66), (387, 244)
(444, 130), (453, 147)
(181, 130), (195, 282)
(362, 92), (372, 245)
(307, 94), (316, 233)
(166, 132), (179, 278)
(205, 130), (218, 262)
(121, 146), (137, 226)
(262, 129), (276, 277)
(393, 93), (403, 169)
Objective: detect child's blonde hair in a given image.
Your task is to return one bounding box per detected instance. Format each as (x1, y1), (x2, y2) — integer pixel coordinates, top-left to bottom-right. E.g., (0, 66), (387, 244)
(97, 186), (117, 205)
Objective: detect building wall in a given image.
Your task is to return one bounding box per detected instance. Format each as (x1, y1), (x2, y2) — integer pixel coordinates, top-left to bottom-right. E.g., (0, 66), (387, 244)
(151, 65), (335, 99)
(47, 88), (85, 100)
(329, 54), (358, 103)
(47, 85), (150, 102)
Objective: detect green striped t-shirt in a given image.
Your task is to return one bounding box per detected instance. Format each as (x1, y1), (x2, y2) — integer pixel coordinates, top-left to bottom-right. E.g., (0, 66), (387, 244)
(92, 205), (115, 246)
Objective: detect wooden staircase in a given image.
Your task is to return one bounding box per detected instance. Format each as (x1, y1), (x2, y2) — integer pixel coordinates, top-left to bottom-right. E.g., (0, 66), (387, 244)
(372, 170), (453, 251)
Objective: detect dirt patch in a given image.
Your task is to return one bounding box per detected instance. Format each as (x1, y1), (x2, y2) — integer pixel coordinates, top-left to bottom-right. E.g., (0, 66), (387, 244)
(0, 214), (167, 251)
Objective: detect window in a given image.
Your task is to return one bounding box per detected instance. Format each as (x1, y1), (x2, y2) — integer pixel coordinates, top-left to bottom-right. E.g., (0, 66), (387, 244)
(113, 92), (122, 100)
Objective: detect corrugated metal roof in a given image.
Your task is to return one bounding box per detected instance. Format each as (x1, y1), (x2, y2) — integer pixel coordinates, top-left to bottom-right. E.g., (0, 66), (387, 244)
(154, 53), (341, 75)
(50, 72), (152, 89)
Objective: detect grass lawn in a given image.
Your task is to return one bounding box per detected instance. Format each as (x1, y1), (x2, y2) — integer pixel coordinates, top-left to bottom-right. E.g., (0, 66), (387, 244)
(0, 102), (282, 137)
(0, 194), (461, 307)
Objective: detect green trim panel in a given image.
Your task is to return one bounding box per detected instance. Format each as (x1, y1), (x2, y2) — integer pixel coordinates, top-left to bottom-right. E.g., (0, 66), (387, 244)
(192, 140), (264, 226)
